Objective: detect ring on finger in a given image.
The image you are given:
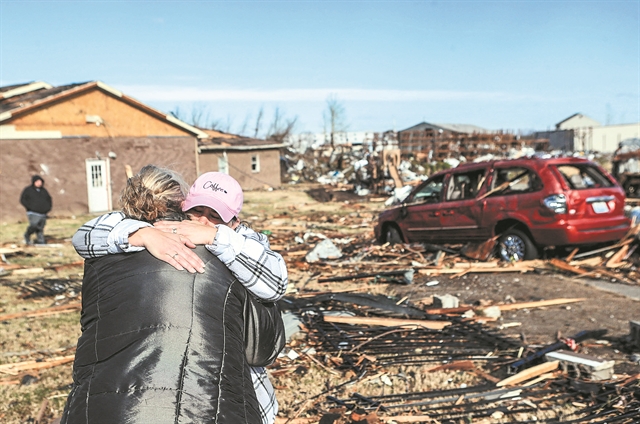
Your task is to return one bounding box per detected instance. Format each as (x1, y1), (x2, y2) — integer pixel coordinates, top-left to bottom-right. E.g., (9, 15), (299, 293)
(172, 228), (177, 234)
(172, 253), (179, 259)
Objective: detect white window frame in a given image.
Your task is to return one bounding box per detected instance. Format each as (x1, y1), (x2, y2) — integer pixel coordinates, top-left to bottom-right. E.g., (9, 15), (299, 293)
(251, 154), (260, 173)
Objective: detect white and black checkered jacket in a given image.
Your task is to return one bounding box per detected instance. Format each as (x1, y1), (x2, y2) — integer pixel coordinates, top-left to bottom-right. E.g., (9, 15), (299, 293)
(72, 211), (287, 424)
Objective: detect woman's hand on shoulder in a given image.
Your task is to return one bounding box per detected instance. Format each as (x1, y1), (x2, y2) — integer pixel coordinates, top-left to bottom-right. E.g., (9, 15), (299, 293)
(154, 220), (218, 245)
(130, 227), (205, 274)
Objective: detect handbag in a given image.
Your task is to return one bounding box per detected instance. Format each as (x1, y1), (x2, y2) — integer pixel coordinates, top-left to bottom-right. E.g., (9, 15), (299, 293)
(244, 294), (286, 367)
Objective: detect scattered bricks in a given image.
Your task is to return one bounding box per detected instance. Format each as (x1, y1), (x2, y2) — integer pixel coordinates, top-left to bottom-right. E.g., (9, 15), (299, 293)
(630, 320), (640, 349)
(545, 351), (615, 381)
(433, 294), (459, 309)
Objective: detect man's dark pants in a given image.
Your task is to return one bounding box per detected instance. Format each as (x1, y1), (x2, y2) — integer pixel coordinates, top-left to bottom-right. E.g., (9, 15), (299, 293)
(25, 213), (47, 244)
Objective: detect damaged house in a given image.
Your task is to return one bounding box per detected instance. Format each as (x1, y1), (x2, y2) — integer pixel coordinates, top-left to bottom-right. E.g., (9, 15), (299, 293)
(397, 121), (539, 162)
(0, 81), (284, 221)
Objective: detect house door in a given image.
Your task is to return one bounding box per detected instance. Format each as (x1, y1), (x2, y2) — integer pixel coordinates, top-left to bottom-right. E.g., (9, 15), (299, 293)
(85, 159), (112, 213)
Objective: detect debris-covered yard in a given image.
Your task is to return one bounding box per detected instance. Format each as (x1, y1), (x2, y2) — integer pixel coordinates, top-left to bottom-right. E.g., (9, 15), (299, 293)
(1, 184), (639, 423)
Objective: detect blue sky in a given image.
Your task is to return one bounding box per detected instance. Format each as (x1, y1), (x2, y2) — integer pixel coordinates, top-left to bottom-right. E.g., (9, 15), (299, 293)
(1, 0), (639, 136)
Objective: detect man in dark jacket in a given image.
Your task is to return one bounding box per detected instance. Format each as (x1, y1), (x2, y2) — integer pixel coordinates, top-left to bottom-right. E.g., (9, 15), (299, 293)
(20, 175), (52, 245)
(61, 247), (262, 424)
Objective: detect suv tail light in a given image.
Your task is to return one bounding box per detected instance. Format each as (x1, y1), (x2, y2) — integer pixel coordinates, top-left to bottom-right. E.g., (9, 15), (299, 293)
(543, 194), (567, 214)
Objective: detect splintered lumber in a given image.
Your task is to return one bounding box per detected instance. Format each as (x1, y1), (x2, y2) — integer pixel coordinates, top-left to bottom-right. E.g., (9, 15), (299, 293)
(496, 298), (586, 311)
(549, 258), (588, 275)
(0, 355), (75, 375)
(496, 360), (559, 387)
(570, 257), (603, 267)
(424, 306), (473, 315)
(605, 245), (629, 268)
(0, 247), (24, 256)
(449, 264), (536, 278)
(11, 267), (45, 275)
(565, 247), (579, 262)
(322, 315), (450, 330)
(0, 303), (81, 321)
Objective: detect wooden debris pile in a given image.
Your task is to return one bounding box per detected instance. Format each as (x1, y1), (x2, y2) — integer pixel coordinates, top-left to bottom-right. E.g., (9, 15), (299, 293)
(269, 293), (639, 423)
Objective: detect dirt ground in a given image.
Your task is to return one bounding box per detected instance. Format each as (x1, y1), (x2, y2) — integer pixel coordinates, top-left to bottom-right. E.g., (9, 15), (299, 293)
(1, 183), (639, 423)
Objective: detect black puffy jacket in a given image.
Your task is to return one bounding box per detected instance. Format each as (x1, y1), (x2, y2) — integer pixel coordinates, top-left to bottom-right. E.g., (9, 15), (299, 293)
(61, 247), (260, 424)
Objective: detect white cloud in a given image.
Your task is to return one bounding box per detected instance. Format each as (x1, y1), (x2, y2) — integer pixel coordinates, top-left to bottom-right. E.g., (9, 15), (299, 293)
(119, 85), (534, 103)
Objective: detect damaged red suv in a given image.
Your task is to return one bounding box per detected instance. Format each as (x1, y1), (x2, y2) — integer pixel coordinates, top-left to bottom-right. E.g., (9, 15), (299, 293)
(374, 157), (630, 261)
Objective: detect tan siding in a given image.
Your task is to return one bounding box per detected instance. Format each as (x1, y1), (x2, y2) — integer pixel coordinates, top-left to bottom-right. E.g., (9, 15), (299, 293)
(9, 89), (189, 137)
(1, 137), (197, 222)
(198, 149), (281, 190)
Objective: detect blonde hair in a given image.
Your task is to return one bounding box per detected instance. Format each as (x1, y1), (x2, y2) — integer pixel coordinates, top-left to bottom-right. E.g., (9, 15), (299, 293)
(120, 165), (189, 223)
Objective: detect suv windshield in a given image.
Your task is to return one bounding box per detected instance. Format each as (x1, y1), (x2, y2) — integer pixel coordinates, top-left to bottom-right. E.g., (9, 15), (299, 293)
(411, 175), (445, 204)
(555, 164), (613, 189)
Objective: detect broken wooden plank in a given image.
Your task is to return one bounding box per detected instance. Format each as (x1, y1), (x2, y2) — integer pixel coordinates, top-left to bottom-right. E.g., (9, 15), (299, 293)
(449, 264), (536, 278)
(424, 306), (473, 315)
(0, 355), (75, 375)
(605, 245), (629, 268)
(496, 298), (586, 311)
(0, 247), (25, 256)
(0, 303), (81, 321)
(549, 258), (588, 275)
(10, 267), (45, 275)
(322, 315), (450, 330)
(565, 247), (579, 262)
(522, 371), (557, 387)
(570, 257), (603, 267)
(496, 360), (559, 387)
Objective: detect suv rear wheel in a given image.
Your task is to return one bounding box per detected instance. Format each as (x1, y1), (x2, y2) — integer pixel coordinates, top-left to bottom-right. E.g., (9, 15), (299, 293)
(498, 229), (538, 261)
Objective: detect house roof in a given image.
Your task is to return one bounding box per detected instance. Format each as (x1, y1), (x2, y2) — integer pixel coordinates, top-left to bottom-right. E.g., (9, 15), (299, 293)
(0, 80), (209, 139)
(555, 113), (583, 127)
(399, 121), (489, 134)
(1, 81), (53, 97)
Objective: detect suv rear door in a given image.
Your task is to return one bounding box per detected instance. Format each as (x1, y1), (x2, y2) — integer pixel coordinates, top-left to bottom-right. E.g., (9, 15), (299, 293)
(480, 165), (544, 233)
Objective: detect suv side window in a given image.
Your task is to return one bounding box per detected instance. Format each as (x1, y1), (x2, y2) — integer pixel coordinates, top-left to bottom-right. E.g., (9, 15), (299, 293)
(491, 167), (541, 196)
(446, 169), (487, 201)
(411, 175), (445, 204)
(555, 164), (613, 189)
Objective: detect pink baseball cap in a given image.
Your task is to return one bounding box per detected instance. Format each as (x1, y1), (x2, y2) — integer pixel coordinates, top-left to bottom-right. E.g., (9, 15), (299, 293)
(182, 172), (243, 223)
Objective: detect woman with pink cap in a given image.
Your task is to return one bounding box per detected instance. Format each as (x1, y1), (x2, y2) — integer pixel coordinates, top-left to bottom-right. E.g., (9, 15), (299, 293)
(73, 169), (287, 424)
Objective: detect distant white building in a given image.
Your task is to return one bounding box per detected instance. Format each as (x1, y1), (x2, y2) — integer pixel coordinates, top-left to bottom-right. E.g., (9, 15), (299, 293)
(545, 113), (640, 153)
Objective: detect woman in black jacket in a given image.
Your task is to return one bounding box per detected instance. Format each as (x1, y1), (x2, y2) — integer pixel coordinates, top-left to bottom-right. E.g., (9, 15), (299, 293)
(61, 166), (262, 423)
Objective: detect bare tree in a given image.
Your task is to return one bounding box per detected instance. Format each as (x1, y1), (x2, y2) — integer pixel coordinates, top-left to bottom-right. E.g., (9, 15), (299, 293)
(190, 106), (206, 128)
(254, 107), (264, 138)
(171, 104), (222, 131)
(323, 95), (348, 148)
(266, 107), (297, 143)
